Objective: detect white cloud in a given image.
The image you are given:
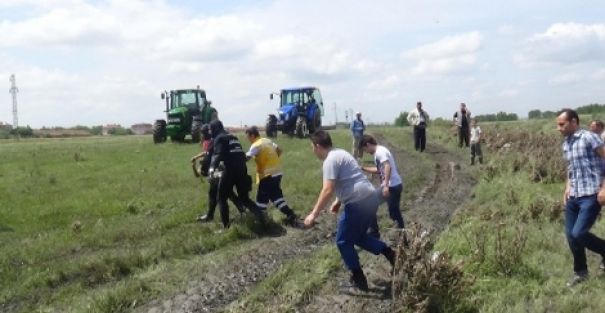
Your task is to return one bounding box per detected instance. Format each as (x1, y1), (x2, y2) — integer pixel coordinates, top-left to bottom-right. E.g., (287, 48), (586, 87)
(517, 23), (605, 67)
(402, 32), (483, 75)
(593, 68), (605, 81)
(548, 72), (581, 85)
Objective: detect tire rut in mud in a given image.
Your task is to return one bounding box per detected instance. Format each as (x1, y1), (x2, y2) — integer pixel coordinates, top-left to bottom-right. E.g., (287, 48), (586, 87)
(295, 134), (477, 313)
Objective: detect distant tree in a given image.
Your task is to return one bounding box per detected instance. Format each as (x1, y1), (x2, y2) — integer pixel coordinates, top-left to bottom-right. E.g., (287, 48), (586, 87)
(108, 127), (133, 136)
(542, 111), (557, 119)
(528, 110), (542, 119)
(394, 112), (409, 127)
(71, 125), (91, 131)
(10, 126), (34, 137)
(90, 126), (103, 136)
(475, 112), (518, 122)
(576, 103), (605, 115)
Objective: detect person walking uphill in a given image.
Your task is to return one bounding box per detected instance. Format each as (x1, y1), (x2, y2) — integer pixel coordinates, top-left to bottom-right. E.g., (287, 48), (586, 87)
(360, 135), (405, 238)
(407, 101), (429, 152)
(304, 130), (396, 291)
(453, 103), (471, 148)
(209, 120), (266, 228)
(556, 109), (605, 287)
(245, 126), (298, 226)
(350, 112), (366, 159)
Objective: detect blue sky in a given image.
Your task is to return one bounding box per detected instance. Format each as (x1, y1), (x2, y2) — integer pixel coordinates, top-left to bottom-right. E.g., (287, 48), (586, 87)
(1, 0), (604, 128)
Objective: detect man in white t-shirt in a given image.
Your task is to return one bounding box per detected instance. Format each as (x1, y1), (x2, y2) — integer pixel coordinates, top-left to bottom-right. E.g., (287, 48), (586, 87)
(304, 130), (396, 291)
(470, 118), (483, 165)
(360, 135), (405, 238)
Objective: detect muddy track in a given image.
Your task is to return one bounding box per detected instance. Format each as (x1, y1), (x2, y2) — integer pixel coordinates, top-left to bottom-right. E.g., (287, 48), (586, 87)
(295, 134), (476, 313)
(139, 134), (476, 313)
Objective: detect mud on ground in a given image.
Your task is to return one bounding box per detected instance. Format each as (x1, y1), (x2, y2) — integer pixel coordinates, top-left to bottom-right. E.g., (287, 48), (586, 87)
(139, 133), (476, 313)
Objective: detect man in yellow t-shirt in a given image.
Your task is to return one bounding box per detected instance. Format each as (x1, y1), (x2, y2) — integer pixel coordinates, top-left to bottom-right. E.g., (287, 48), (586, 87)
(245, 126), (298, 226)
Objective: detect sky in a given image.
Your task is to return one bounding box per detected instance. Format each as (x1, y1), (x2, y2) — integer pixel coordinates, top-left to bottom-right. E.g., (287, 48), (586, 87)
(0, 0), (604, 128)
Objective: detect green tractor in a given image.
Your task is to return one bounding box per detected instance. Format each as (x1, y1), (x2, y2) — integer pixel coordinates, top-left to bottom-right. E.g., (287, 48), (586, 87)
(153, 87), (218, 143)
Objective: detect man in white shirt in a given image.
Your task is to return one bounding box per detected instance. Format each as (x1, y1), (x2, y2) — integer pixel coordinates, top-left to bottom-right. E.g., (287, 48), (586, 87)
(470, 118), (483, 165)
(407, 101), (429, 152)
(360, 135), (405, 238)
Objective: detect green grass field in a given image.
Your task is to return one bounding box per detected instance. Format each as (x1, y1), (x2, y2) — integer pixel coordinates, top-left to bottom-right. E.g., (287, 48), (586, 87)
(5, 121), (605, 313)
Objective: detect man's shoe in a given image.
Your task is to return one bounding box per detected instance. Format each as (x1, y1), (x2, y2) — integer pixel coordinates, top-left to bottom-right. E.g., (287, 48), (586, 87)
(283, 214), (299, 227)
(196, 214), (213, 223)
(350, 268), (369, 291)
(566, 271), (588, 287)
(382, 246), (396, 267)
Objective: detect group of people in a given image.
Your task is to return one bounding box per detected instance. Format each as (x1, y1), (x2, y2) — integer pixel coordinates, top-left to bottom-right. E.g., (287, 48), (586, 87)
(190, 118), (407, 290)
(353, 102), (484, 165)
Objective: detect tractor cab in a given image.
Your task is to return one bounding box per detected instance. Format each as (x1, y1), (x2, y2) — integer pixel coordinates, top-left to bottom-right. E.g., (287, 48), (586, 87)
(267, 87), (324, 138)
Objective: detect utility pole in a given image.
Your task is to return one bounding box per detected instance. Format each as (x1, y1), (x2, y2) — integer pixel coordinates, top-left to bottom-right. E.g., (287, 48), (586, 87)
(333, 102), (337, 125)
(9, 74), (18, 128)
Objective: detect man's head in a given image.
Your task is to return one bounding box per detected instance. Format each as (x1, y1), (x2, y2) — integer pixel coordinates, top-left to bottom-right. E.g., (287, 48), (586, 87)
(460, 103), (466, 110)
(245, 126), (260, 143)
(360, 135), (378, 155)
(416, 101), (422, 110)
(310, 130), (332, 160)
(201, 124), (211, 140)
(471, 118), (478, 127)
(556, 109), (580, 137)
(209, 120), (225, 138)
(590, 120), (604, 135)
(356, 112), (361, 119)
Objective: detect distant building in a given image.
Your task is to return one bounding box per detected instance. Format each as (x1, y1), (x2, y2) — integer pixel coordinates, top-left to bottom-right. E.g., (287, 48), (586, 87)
(0, 122), (12, 130)
(102, 124), (122, 136)
(131, 123), (153, 135)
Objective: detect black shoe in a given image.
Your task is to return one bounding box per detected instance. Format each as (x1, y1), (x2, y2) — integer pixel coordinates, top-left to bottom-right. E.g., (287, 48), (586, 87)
(283, 214), (299, 227)
(566, 271), (588, 287)
(350, 268), (369, 291)
(196, 214), (213, 223)
(382, 246), (396, 267)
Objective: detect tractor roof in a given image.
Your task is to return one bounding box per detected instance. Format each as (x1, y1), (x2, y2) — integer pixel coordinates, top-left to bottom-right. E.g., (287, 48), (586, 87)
(171, 89), (206, 93)
(281, 86), (317, 92)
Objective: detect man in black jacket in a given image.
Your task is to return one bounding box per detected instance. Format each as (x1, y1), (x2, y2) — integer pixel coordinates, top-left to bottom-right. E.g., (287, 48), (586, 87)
(209, 120), (265, 228)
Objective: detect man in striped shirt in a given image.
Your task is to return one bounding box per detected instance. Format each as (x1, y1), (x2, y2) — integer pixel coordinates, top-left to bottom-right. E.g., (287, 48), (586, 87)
(557, 109), (605, 287)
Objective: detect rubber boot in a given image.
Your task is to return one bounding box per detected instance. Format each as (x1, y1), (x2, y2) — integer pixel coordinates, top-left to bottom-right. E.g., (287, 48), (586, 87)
(350, 268), (369, 291)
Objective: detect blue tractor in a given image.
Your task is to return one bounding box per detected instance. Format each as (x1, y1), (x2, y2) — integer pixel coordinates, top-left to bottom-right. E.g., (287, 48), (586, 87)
(266, 87), (324, 138)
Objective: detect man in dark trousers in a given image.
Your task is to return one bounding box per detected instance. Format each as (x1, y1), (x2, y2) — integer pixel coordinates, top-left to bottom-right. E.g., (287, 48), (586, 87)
(453, 103), (471, 148)
(406, 101), (429, 152)
(209, 120), (265, 228)
(191, 124), (244, 223)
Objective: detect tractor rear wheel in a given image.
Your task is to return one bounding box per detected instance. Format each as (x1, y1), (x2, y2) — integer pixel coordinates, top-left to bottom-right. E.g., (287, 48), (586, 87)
(191, 120), (202, 143)
(295, 116), (307, 138)
(152, 120), (167, 144)
(309, 110), (321, 133)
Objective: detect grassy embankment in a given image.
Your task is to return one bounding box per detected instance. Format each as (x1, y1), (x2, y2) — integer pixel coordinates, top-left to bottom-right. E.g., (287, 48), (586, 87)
(432, 118), (605, 313)
(0, 130), (351, 313)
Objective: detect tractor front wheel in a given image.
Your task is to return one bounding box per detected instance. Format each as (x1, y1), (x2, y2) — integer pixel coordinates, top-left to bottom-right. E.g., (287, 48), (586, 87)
(152, 120), (167, 144)
(309, 110), (321, 133)
(266, 115), (278, 138)
(191, 120), (202, 143)
(295, 116), (308, 138)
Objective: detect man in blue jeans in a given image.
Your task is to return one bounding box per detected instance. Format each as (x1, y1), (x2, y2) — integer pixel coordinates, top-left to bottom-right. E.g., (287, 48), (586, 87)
(304, 130), (396, 291)
(557, 108), (605, 287)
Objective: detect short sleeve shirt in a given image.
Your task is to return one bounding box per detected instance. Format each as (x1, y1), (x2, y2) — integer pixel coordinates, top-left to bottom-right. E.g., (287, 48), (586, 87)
(563, 129), (604, 197)
(470, 126), (481, 143)
(323, 148), (376, 204)
(374, 145), (402, 187)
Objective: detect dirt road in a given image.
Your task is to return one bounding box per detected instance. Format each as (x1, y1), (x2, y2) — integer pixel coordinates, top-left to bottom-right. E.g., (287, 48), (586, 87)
(139, 134), (476, 313)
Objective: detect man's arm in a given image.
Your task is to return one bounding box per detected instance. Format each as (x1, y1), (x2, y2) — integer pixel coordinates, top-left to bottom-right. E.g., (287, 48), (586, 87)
(209, 137), (224, 170)
(304, 179), (336, 227)
(362, 166), (378, 174)
(275, 145), (282, 157)
(596, 145), (605, 159)
(382, 161), (392, 187)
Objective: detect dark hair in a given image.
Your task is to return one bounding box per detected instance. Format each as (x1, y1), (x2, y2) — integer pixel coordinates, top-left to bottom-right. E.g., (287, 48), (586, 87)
(592, 120), (604, 129)
(245, 126), (260, 137)
(310, 130), (332, 148)
(558, 108), (579, 124)
(417, 101), (422, 106)
(360, 134), (377, 147)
